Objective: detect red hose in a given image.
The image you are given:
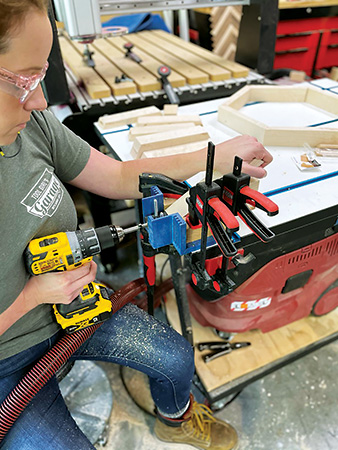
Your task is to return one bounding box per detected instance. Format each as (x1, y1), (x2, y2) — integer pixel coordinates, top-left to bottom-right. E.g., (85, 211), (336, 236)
(0, 278), (148, 444)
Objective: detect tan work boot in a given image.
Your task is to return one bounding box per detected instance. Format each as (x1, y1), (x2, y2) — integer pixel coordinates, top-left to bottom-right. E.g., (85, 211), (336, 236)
(154, 396), (238, 450)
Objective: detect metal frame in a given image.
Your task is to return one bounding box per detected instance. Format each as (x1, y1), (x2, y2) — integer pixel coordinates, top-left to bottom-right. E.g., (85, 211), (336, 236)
(99, 0), (250, 15)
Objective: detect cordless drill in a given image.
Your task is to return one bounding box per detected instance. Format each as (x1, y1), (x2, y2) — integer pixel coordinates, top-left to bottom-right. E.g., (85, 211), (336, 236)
(25, 224), (145, 333)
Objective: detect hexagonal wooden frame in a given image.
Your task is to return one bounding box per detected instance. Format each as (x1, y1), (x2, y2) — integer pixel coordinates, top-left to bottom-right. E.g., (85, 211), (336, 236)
(218, 85), (338, 147)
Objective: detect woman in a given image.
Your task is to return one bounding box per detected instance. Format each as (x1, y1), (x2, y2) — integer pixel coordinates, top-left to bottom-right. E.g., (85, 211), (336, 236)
(0, 1), (272, 449)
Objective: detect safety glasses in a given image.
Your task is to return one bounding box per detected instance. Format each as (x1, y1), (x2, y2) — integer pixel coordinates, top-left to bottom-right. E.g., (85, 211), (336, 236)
(0, 61), (49, 103)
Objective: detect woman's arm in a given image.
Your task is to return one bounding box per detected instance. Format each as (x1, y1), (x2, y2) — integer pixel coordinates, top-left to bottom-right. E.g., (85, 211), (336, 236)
(69, 135), (272, 199)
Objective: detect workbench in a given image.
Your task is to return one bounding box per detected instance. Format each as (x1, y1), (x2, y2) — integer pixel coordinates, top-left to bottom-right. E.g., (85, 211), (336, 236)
(93, 79), (338, 406)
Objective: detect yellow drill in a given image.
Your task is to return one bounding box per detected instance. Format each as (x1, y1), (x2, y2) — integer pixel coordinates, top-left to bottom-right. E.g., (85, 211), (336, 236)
(25, 224), (145, 333)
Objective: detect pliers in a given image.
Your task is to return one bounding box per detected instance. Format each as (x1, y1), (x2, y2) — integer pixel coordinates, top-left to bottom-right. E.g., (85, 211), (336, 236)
(197, 340), (251, 363)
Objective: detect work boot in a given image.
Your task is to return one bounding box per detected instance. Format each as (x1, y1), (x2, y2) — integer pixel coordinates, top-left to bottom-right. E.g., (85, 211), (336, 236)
(154, 395), (238, 450)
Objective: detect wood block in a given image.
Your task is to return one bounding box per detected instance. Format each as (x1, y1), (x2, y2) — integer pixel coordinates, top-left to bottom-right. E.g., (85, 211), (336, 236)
(131, 126), (209, 158)
(128, 123), (195, 141)
(163, 104), (178, 115)
(289, 70), (307, 82)
(136, 115), (202, 127)
(140, 140), (208, 159)
(330, 66), (338, 81)
(98, 106), (161, 129)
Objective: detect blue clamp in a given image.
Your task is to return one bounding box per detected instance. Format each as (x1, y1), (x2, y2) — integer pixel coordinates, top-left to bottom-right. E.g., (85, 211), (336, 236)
(147, 214), (187, 255)
(141, 186), (164, 220)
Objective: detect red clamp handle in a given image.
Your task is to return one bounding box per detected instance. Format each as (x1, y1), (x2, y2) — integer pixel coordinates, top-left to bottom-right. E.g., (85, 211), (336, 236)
(208, 197), (239, 231)
(240, 186), (279, 216)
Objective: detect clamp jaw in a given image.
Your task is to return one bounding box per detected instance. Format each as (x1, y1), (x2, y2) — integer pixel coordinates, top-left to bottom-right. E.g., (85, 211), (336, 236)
(157, 65), (180, 105)
(186, 143), (279, 297)
(218, 156), (279, 242)
(124, 42), (142, 63)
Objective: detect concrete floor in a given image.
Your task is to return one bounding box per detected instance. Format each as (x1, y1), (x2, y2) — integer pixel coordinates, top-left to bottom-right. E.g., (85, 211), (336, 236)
(62, 232), (338, 450)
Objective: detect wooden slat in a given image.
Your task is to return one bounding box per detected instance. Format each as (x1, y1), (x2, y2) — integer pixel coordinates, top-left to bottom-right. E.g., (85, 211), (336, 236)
(108, 35), (186, 88)
(151, 29), (249, 78)
(136, 115), (202, 127)
(140, 140), (208, 159)
(98, 106), (161, 129)
(71, 41), (137, 96)
(121, 33), (209, 85)
(140, 31), (231, 82)
(58, 36), (111, 99)
(92, 38), (161, 92)
(128, 123), (194, 141)
(131, 126), (209, 158)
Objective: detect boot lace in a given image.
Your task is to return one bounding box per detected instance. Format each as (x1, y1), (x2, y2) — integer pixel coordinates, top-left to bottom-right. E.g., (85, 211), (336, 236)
(183, 401), (216, 442)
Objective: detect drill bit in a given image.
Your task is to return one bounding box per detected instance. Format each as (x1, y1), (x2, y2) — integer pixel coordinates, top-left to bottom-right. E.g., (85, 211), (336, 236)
(123, 223), (147, 235)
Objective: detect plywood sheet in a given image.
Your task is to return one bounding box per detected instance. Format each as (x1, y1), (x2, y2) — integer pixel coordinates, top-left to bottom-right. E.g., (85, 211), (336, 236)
(165, 292), (338, 392)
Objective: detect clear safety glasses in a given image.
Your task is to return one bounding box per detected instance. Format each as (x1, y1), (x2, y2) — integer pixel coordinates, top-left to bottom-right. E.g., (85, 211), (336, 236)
(0, 61), (49, 103)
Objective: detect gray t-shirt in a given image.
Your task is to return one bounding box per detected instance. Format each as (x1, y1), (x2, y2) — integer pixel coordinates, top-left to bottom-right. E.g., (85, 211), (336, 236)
(0, 109), (91, 360)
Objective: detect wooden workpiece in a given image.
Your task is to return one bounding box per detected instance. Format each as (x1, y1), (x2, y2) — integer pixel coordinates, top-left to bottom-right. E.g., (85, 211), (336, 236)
(218, 85), (338, 147)
(140, 31), (231, 82)
(131, 126), (209, 159)
(128, 123), (194, 140)
(92, 38), (161, 92)
(98, 106), (161, 129)
(140, 140), (208, 159)
(136, 115), (202, 127)
(58, 36), (111, 99)
(165, 291), (338, 394)
(150, 29), (249, 78)
(163, 104), (179, 115)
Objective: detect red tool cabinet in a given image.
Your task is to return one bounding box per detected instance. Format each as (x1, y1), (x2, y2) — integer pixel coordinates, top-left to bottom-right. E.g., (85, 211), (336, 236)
(274, 17), (338, 75)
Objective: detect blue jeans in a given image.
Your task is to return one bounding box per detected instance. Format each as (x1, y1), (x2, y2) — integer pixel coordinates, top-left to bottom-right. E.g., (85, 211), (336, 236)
(0, 304), (194, 449)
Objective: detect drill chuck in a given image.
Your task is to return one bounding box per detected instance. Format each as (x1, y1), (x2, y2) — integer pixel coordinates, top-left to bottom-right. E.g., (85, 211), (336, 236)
(95, 225), (124, 251)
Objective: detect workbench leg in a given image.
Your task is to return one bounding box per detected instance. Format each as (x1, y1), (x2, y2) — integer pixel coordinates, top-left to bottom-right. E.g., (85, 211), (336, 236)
(169, 252), (194, 346)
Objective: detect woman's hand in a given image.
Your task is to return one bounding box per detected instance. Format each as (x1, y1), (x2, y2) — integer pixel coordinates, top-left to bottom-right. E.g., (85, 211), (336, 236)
(215, 135), (273, 179)
(23, 261), (98, 310)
